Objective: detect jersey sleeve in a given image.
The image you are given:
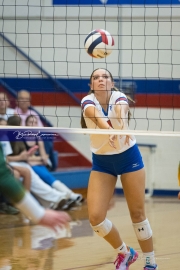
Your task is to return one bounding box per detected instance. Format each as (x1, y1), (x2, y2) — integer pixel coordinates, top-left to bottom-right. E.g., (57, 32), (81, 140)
(81, 95), (96, 112)
(114, 92), (129, 105)
(1, 141), (13, 157)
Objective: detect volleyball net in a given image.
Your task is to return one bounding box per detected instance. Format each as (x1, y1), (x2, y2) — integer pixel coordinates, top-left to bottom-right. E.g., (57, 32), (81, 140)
(0, 0), (179, 135)
(0, 1), (180, 196)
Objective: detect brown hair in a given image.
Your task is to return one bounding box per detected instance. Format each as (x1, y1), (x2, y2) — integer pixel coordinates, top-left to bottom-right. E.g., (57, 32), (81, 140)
(80, 68), (133, 128)
(25, 115), (37, 126)
(7, 115), (21, 126)
(7, 116), (26, 155)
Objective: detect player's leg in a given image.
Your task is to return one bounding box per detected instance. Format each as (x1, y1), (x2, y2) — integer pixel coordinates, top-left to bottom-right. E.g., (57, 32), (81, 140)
(88, 171), (138, 270)
(121, 168), (157, 269)
(88, 170), (122, 247)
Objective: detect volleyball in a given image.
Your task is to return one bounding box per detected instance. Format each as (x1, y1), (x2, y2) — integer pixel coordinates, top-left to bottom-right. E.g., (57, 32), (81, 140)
(84, 29), (114, 58)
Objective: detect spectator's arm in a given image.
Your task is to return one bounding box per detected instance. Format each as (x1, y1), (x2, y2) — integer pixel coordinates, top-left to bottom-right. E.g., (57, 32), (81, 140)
(7, 151), (28, 162)
(38, 140), (49, 164)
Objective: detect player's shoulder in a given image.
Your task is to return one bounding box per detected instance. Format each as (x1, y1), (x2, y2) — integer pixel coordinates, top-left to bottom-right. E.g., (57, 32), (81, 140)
(112, 90), (128, 104)
(112, 90), (126, 98)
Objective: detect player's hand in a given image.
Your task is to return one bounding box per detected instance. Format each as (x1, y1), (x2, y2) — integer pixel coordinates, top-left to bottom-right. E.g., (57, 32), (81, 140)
(109, 134), (117, 149)
(119, 135), (133, 145)
(122, 135), (133, 145)
(38, 209), (71, 230)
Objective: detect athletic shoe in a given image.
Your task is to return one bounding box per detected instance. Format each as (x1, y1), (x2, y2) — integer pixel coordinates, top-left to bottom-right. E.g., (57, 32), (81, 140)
(114, 246), (138, 270)
(50, 198), (67, 210)
(144, 264), (158, 270)
(61, 199), (77, 210)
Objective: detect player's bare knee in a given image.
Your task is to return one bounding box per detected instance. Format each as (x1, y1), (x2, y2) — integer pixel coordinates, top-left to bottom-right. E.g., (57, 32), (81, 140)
(90, 218), (112, 238)
(132, 218), (152, 241)
(89, 213), (106, 226)
(130, 209), (146, 223)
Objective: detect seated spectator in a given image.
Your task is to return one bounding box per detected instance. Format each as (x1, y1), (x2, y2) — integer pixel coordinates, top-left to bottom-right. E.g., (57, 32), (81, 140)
(15, 90), (43, 126)
(0, 118), (31, 191)
(25, 115), (84, 207)
(6, 116), (69, 210)
(0, 118), (27, 215)
(0, 92), (15, 120)
(24, 114), (58, 171)
(0, 142), (70, 229)
(0, 117), (7, 126)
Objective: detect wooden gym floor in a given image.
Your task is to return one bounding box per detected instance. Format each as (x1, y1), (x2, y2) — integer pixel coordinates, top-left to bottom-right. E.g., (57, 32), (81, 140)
(0, 194), (180, 270)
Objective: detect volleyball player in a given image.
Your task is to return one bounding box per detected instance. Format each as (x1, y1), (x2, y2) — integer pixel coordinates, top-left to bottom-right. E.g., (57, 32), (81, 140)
(81, 68), (158, 270)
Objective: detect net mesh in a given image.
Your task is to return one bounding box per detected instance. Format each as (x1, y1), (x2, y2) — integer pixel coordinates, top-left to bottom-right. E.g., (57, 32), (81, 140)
(1, 1), (180, 197)
(0, 0), (179, 134)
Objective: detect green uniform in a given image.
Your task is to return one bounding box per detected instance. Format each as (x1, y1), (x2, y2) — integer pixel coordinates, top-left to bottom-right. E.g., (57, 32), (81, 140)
(0, 143), (25, 203)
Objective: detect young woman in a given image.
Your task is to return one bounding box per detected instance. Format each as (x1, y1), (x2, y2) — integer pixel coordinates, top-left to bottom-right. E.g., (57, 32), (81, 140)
(81, 68), (158, 270)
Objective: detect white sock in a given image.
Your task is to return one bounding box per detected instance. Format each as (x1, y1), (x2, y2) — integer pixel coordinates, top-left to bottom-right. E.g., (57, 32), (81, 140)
(143, 251), (156, 266)
(116, 242), (128, 254)
(70, 193), (83, 202)
(52, 181), (72, 199)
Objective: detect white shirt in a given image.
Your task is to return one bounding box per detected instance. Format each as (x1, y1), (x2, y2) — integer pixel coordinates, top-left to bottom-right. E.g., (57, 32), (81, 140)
(1, 139), (13, 158)
(81, 91), (136, 155)
(0, 108), (15, 121)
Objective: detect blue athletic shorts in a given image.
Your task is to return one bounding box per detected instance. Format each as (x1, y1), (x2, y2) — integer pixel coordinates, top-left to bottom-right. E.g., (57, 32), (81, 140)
(92, 144), (144, 177)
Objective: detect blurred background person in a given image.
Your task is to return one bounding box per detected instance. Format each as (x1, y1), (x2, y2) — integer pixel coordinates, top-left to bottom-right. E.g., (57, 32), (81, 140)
(0, 92), (15, 121)
(25, 115), (83, 208)
(0, 142), (71, 230)
(5, 116), (69, 210)
(15, 90), (43, 126)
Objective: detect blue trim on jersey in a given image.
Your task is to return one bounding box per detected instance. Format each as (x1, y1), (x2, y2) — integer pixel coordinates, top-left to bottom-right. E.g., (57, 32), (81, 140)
(115, 97), (128, 104)
(92, 144), (144, 176)
(102, 107), (108, 116)
(82, 100), (96, 110)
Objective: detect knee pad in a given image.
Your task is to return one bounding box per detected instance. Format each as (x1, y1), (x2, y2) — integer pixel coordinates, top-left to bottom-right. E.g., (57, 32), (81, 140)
(133, 218), (152, 241)
(91, 218), (112, 237)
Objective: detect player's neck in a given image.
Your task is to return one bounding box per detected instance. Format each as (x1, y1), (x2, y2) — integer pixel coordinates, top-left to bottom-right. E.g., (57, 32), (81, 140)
(95, 91), (111, 110)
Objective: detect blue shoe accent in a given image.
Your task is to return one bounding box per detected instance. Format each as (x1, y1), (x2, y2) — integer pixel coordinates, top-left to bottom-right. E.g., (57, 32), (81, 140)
(144, 264), (158, 270)
(126, 247), (138, 267)
(114, 246), (138, 270)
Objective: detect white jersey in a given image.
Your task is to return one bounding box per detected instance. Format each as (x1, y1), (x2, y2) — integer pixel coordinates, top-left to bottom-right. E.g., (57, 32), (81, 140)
(1, 139), (13, 158)
(0, 108), (15, 121)
(81, 91), (136, 155)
